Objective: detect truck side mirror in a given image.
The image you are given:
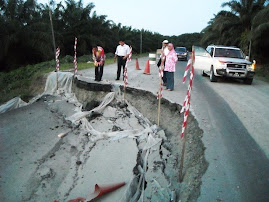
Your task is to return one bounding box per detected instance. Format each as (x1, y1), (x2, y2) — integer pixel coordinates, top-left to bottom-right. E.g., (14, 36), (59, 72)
(245, 56), (249, 61)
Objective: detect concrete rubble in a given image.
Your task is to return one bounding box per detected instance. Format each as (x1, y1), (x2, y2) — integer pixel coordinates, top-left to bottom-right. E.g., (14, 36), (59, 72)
(0, 72), (182, 201)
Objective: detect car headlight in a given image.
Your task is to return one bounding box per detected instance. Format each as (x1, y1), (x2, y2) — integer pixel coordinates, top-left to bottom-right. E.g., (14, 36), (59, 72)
(247, 60), (256, 71)
(183, 53), (187, 55)
(247, 64), (255, 71)
(217, 60), (226, 68)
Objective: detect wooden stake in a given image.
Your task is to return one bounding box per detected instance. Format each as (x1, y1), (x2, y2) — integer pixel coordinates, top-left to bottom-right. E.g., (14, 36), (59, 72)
(157, 83), (162, 126)
(157, 92), (161, 126)
(157, 66), (163, 126)
(56, 71), (58, 91)
(124, 87), (126, 101)
(178, 127), (187, 182)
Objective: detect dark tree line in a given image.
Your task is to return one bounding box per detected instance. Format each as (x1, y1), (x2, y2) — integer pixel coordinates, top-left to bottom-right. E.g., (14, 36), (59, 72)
(0, 0), (172, 71)
(0, 0), (268, 72)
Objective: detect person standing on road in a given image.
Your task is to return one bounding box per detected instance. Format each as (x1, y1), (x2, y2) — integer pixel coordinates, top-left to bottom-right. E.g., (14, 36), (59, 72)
(164, 43), (178, 91)
(157, 40), (169, 85)
(92, 46), (105, 81)
(114, 39), (131, 80)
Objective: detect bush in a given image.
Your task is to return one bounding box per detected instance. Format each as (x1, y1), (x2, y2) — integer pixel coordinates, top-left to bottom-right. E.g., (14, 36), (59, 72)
(105, 53), (114, 59)
(255, 64), (269, 82)
(77, 55), (91, 63)
(62, 55), (74, 63)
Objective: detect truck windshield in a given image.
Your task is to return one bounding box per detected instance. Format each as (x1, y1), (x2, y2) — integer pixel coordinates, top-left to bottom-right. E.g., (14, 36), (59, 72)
(214, 48), (245, 59)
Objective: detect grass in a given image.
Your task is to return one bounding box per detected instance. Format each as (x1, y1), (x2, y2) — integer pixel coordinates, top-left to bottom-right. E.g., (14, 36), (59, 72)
(255, 64), (269, 83)
(0, 53), (147, 105)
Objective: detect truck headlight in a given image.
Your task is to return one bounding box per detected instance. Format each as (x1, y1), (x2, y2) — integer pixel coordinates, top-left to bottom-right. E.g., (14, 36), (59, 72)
(217, 60), (226, 68)
(247, 65), (252, 70)
(247, 60), (256, 71)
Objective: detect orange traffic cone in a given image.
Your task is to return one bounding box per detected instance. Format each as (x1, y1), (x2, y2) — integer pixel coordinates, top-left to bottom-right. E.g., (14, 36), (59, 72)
(86, 182), (126, 201)
(143, 60), (151, 75)
(136, 58), (141, 70)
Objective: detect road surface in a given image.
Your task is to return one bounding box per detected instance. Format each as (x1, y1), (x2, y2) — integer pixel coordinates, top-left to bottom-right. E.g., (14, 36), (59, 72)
(79, 57), (269, 201)
(1, 57), (268, 201)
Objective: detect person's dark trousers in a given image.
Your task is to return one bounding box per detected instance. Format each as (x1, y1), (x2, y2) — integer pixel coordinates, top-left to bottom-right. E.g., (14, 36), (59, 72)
(166, 72), (174, 90)
(95, 65), (98, 81)
(163, 71), (167, 84)
(162, 60), (167, 84)
(95, 64), (104, 81)
(117, 56), (127, 80)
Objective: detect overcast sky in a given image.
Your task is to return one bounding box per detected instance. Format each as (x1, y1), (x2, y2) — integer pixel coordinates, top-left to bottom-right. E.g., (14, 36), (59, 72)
(38, 0), (229, 36)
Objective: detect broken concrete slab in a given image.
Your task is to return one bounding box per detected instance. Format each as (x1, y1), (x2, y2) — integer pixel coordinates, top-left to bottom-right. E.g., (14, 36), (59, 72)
(63, 138), (138, 201)
(0, 72), (208, 202)
(0, 101), (69, 201)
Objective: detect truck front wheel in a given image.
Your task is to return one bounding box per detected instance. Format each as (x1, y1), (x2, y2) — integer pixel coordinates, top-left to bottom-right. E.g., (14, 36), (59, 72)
(210, 66), (218, 82)
(244, 78), (253, 85)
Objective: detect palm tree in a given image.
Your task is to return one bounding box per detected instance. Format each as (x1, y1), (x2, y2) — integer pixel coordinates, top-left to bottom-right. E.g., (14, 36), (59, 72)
(222, 0), (267, 30)
(221, 0), (268, 52)
(200, 11), (242, 47)
(251, 4), (269, 62)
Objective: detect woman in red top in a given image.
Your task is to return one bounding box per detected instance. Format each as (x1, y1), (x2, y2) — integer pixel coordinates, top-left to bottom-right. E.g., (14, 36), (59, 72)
(92, 46), (105, 81)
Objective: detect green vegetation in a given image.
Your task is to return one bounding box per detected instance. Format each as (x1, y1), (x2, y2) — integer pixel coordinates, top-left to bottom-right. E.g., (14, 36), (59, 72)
(0, 53), (146, 104)
(0, 0), (201, 72)
(0, 55), (91, 104)
(255, 64), (269, 82)
(168, 33), (203, 51)
(0, 0), (165, 71)
(0, 0), (268, 105)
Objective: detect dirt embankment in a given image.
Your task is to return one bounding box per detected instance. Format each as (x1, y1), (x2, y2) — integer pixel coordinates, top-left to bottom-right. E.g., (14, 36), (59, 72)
(73, 78), (208, 201)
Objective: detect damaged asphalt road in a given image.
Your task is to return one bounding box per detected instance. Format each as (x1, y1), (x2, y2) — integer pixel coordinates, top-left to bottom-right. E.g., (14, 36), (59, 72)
(0, 92), (184, 201)
(1, 57), (269, 201)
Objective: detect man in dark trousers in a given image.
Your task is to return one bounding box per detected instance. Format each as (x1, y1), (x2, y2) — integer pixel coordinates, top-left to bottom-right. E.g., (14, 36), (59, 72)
(114, 39), (131, 80)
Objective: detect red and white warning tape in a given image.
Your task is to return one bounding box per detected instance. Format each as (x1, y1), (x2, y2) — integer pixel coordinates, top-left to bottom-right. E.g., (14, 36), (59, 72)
(182, 59), (192, 83)
(180, 48), (195, 138)
(56, 47), (60, 72)
(74, 37), (78, 74)
(124, 47), (132, 90)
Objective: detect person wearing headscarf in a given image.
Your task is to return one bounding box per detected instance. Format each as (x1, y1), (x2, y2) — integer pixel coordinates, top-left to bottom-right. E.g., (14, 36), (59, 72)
(164, 43), (178, 91)
(92, 46), (105, 81)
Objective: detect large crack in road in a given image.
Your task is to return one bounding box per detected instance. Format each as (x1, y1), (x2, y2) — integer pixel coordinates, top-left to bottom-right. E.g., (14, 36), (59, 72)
(1, 57), (268, 201)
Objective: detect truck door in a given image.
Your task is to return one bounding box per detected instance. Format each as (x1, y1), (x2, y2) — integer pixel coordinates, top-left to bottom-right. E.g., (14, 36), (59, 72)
(194, 46), (212, 73)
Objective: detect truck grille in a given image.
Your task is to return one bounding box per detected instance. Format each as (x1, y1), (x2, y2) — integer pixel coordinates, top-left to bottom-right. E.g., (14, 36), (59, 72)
(227, 64), (246, 69)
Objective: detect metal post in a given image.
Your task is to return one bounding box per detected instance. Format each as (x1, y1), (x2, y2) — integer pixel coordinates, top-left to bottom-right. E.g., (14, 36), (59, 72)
(140, 30), (143, 54)
(48, 0), (58, 90)
(248, 38), (252, 61)
(248, 26), (252, 60)
(48, 1), (56, 58)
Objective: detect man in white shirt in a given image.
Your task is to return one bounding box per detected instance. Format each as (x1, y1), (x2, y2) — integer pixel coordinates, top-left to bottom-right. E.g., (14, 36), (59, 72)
(114, 39), (131, 80)
(161, 40), (169, 85)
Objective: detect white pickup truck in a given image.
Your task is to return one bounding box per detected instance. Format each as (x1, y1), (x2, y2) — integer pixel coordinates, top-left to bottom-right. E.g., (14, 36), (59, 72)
(194, 45), (255, 84)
